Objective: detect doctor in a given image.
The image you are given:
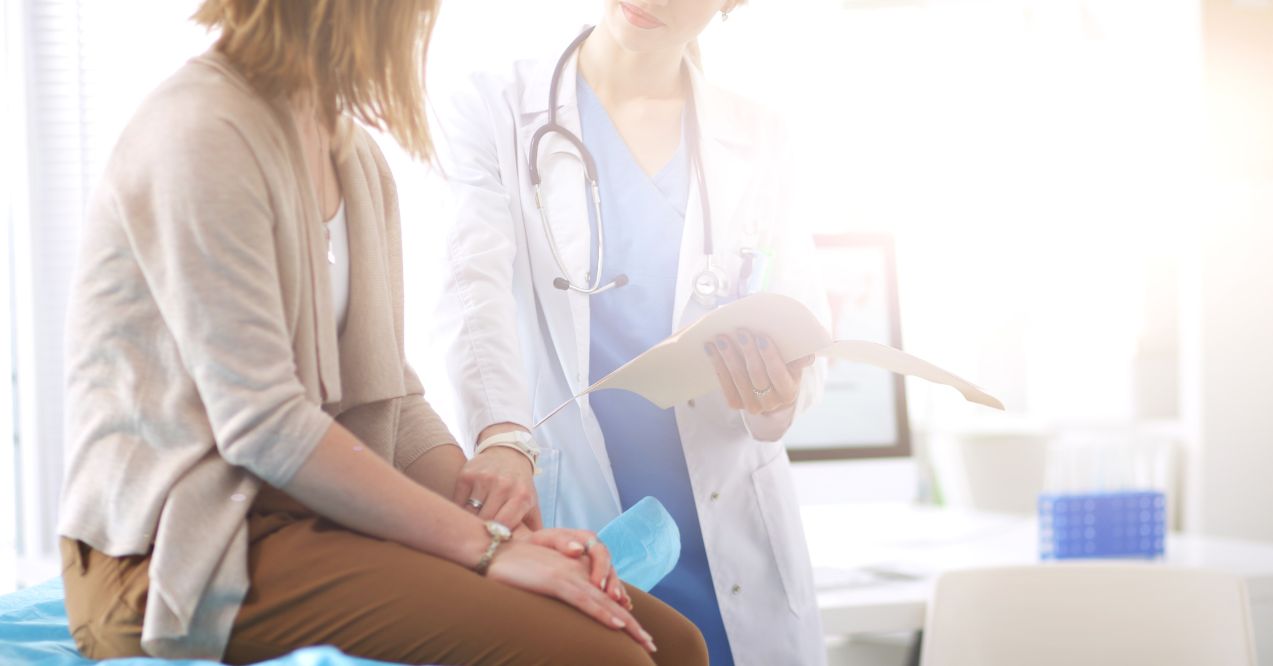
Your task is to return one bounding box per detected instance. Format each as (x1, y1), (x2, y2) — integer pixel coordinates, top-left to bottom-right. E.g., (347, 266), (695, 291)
(435, 1), (828, 664)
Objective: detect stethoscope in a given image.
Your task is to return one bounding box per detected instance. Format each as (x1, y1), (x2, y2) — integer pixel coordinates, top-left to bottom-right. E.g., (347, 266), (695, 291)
(528, 26), (732, 307)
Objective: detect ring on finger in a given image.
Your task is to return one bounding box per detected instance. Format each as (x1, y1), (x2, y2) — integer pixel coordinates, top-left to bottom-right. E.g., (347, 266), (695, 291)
(465, 497), (484, 511)
(583, 536), (598, 554)
(752, 384), (773, 399)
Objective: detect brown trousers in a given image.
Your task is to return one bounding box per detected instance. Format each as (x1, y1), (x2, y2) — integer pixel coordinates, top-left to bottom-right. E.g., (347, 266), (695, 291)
(61, 499), (707, 666)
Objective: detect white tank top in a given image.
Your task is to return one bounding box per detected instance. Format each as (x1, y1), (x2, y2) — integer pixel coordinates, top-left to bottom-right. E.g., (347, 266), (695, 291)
(326, 200), (349, 333)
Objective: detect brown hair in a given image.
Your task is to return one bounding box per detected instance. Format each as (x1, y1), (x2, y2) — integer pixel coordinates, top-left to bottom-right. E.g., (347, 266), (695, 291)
(193, 0), (438, 160)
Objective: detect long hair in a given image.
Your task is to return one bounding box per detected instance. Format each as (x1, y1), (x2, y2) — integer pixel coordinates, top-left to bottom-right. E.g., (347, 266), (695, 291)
(193, 0), (439, 161)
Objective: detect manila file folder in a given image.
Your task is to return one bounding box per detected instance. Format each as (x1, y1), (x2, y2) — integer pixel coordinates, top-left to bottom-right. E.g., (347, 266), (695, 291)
(536, 293), (1002, 428)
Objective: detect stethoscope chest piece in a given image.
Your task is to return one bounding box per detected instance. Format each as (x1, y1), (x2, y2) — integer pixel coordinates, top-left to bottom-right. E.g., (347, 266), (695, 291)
(692, 257), (730, 307)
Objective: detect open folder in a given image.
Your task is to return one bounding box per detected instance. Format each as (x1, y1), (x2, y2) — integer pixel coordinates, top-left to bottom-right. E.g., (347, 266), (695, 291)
(535, 293), (1003, 428)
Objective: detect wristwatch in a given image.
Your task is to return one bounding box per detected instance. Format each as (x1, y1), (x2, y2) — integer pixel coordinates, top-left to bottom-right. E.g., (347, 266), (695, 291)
(475, 430), (541, 475)
(475, 520), (512, 576)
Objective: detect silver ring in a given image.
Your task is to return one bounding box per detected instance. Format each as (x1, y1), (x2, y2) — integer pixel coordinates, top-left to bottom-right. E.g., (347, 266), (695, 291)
(465, 497), (484, 511)
(752, 385), (773, 399)
(583, 537), (598, 554)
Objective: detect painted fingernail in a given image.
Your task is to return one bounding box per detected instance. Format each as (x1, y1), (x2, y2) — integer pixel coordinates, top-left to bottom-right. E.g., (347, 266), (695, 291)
(738, 331), (750, 345)
(716, 337), (729, 350)
(641, 630), (653, 642)
(612, 616), (626, 628)
(704, 343), (714, 355)
(648, 642), (658, 652)
(757, 336), (769, 349)
(567, 541), (584, 552)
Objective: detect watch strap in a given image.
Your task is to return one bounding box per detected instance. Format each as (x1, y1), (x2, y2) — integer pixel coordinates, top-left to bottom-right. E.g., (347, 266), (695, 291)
(476, 430), (540, 474)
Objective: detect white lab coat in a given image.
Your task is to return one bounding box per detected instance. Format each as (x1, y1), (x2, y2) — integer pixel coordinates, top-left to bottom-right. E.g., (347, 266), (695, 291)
(433, 48), (829, 666)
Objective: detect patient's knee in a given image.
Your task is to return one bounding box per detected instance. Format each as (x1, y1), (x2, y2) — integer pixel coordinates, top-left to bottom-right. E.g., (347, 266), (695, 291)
(650, 607), (709, 666)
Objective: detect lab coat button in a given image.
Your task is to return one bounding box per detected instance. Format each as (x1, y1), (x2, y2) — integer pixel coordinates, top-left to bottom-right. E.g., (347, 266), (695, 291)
(710, 491), (720, 502)
(688, 399), (696, 408)
(731, 584), (741, 595)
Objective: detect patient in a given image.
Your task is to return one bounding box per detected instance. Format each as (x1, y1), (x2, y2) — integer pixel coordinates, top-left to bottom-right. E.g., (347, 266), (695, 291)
(55, 1), (706, 665)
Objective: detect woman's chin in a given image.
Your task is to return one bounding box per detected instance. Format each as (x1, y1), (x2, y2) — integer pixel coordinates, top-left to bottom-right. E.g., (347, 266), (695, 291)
(603, 14), (674, 53)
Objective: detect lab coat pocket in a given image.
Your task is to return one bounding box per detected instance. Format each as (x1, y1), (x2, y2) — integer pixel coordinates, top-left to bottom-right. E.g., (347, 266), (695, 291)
(534, 447), (562, 529)
(751, 452), (815, 616)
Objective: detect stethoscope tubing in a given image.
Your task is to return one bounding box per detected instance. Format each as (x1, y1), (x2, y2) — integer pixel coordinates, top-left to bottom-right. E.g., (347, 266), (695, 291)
(530, 25), (718, 299)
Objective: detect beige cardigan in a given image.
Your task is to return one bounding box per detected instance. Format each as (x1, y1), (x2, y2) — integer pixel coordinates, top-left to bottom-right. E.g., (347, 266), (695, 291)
(58, 51), (456, 659)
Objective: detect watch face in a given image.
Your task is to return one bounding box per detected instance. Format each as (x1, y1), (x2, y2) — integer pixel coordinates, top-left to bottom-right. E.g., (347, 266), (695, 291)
(487, 521), (512, 540)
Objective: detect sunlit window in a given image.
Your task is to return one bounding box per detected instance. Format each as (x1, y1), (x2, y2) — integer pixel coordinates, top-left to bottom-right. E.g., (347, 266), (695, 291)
(700, 0), (1199, 433)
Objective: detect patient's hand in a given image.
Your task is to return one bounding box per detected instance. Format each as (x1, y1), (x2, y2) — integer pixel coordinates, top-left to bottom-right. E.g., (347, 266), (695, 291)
(509, 519), (626, 607)
(526, 528), (632, 610)
(487, 539), (652, 652)
(453, 446), (541, 529)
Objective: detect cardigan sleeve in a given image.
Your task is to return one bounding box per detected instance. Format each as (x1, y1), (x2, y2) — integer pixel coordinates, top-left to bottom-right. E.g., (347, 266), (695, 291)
(394, 364), (462, 471)
(116, 115), (333, 488)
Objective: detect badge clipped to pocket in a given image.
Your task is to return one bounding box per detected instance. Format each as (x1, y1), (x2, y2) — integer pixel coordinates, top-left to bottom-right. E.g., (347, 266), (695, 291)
(737, 246), (774, 298)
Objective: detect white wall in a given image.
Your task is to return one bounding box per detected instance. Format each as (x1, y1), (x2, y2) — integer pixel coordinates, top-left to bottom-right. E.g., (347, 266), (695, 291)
(1185, 183), (1273, 542)
(1181, 0), (1273, 542)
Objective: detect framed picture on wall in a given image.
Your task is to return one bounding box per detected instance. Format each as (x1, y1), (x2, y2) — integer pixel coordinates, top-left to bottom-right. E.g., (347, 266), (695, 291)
(785, 233), (911, 461)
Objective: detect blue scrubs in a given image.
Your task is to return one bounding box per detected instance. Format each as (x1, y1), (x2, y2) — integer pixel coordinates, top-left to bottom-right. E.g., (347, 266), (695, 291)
(578, 78), (735, 666)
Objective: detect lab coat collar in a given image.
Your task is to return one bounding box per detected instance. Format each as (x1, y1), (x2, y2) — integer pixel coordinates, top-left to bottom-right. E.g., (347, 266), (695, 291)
(672, 63), (753, 327)
(519, 42), (573, 118)
(514, 51), (592, 413)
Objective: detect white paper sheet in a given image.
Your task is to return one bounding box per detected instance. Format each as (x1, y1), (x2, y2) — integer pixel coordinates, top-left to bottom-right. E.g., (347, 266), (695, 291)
(534, 293), (1002, 429)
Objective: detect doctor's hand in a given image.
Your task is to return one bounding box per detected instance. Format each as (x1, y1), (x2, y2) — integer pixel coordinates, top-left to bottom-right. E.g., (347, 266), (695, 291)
(454, 444), (542, 530)
(705, 329), (815, 415)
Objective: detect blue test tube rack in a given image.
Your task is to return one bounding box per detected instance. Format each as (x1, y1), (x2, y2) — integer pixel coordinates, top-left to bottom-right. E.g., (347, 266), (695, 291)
(1038, 490), (1166, 560)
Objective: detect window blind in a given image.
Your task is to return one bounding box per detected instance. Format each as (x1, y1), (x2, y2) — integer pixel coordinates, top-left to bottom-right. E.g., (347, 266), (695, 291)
(1, 0), (22, 593)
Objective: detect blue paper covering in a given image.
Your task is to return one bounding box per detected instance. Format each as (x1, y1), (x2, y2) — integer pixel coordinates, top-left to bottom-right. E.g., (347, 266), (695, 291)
(597, 496), (681, 592)
(0, 577), (395, 665)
